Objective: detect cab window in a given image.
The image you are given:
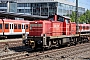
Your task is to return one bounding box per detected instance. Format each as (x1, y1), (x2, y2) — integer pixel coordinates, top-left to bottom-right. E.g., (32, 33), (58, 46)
(0, 24), (2, 29)
(5, 24), (9, 29)
(58, 17), (64, 22)
(48, 15), (54, 21)
(65, 19), (69, 23)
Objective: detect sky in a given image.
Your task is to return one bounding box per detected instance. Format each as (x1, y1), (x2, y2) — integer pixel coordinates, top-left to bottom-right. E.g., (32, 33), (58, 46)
(68, 0), (90, 10)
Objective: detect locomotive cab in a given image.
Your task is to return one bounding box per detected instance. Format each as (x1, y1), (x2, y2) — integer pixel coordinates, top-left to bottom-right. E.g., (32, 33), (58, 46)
(48, 15), (75, 35)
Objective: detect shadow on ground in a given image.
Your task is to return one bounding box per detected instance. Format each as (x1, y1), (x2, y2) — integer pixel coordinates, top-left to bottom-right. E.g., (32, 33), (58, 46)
(9, 46), (32, 52)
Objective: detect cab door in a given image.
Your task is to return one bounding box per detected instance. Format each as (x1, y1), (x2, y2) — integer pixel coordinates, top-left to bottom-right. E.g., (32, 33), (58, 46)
(9, 23), (14, 35)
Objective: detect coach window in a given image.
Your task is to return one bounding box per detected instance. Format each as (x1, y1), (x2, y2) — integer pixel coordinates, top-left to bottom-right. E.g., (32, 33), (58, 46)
(0, 24), (2, 29)
(5, 24), (9, 29)
(24, 25), (25, 29)
(10, 24), (11, 29)
(22, 25), (23, 29)
(12, 24), (13, 29)
(14, 24), (17, 29)
(83, 26), (85, 30)
(18, 24), (21, 29)
(26, 24), (28, 29)
(87, 26), (89, 29)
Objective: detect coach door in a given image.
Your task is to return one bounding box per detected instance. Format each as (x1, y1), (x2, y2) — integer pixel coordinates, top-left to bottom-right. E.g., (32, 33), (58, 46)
(9, 23), (14, 34)
(22, 23), (25, 34)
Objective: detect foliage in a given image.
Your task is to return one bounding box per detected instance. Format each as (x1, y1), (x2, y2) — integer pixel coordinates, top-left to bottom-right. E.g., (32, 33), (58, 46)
(69, 11), (76, 22)
(69, 10), (90, 23)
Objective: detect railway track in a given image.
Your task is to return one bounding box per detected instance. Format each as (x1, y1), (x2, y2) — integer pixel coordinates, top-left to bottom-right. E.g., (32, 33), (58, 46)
(0, 42), (90, 60)
(0, 51), (28, 60)
(0, 38), (33, 54)
(0, 38), (23, 49)
(22, 42), (90, 60)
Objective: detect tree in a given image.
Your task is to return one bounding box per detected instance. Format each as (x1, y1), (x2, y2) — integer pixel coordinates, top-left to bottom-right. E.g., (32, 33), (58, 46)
(69, 11), (76, 22)
(69, 10), (90, 23)
(85, 10), (90, 23)
(79, 9), (90, 23)
(79, 14), (86, 23)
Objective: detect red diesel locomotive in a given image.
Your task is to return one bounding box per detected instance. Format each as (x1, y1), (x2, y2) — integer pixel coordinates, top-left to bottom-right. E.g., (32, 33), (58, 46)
(23, 14), (90, 49)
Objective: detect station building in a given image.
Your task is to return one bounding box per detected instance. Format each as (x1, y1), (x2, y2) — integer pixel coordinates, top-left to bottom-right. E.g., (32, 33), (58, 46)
(0, 0), (85, 16)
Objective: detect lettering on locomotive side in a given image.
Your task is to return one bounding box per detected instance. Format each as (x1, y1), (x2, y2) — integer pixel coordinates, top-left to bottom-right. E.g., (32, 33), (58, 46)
(53, 25), (60, 28)
(53, 24), (60, 30)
